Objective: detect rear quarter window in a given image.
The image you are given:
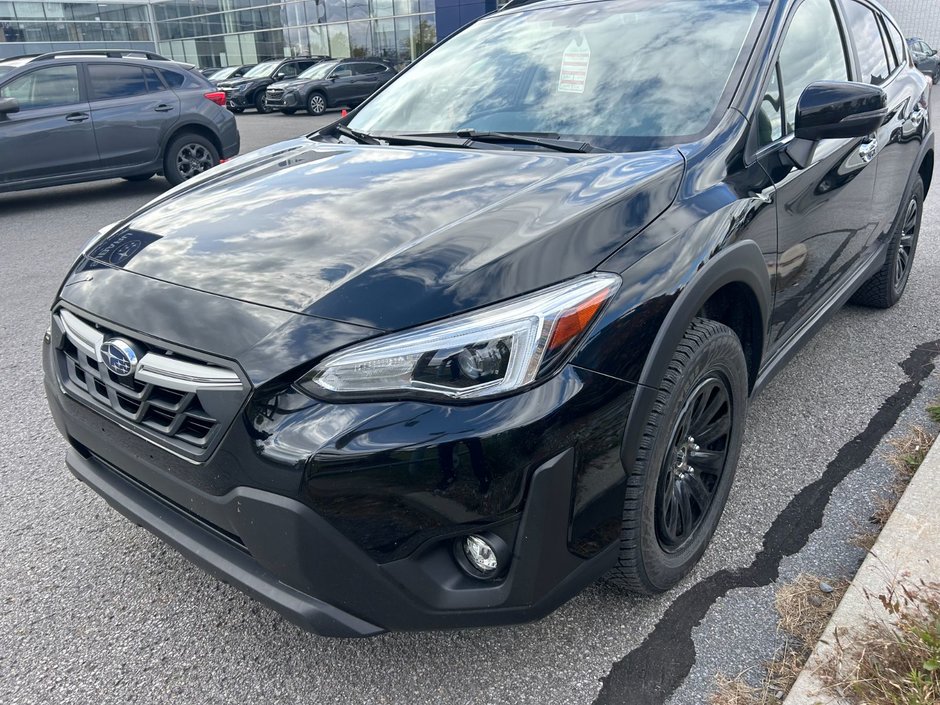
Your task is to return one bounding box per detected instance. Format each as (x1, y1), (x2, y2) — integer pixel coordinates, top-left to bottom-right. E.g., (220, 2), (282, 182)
(159, 67), (207, 89)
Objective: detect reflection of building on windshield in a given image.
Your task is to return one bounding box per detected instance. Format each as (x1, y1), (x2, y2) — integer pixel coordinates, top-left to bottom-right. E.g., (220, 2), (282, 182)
(84, 230), (162, 270)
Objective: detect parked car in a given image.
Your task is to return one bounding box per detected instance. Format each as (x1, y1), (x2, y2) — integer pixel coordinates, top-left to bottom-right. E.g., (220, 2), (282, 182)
(217, 56), (328, 113)
(44, 0), (932, 636)
(908, 37), (940, 83)
(0, 50), (239, 192)
(207, 64), (255, 85)
(197, 67), (220, 78)
(265, 58), (397, 115)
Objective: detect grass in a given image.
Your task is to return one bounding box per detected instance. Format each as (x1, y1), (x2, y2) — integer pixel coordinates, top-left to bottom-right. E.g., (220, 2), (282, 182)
(928, 402), (940, 424)
(852, 425), (936, 551)
(821, 580), (940, 705)
(710, 575), (847, 705)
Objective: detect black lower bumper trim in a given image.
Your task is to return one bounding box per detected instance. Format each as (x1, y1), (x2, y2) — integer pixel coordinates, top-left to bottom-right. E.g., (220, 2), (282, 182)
(66, 447), (385, 638)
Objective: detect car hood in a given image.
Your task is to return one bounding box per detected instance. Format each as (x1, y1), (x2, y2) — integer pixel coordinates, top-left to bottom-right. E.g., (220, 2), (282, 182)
(268, 79), (310, 90)
(218, 76), (266, 88)
(89, 139), (684, 331)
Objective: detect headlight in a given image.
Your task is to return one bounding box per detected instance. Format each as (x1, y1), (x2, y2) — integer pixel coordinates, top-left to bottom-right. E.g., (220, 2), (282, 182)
(234, 83), (249, 93)
(298, 273), (620, 401)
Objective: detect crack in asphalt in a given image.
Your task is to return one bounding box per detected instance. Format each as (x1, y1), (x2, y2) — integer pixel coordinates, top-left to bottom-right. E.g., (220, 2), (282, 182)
(593, 338), (940, 705)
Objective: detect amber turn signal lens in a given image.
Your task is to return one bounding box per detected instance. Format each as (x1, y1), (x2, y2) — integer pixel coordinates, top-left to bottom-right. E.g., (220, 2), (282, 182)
(547, 289), (611, 351)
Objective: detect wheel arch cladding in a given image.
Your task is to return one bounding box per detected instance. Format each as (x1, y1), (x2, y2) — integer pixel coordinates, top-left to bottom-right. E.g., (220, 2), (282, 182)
(167, 123), (222, 158)
(618, 240), (771, 474)
(919, 149), (933, 195)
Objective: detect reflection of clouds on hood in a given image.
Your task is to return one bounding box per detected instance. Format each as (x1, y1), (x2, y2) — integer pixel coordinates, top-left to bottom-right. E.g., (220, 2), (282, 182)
(352, 0), (759, 141)
(121, 142), (579, 312)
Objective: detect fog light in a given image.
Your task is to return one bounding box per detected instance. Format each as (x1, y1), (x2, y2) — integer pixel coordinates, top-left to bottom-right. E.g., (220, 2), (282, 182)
(463, 535), (499, 575)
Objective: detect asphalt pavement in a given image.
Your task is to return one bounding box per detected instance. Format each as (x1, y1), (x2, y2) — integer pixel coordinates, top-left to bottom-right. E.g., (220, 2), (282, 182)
(1, 106), (939, 705)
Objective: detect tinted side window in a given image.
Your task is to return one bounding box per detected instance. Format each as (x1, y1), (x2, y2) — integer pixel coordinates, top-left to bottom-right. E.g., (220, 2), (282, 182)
(0, 65), (81, 109)
(88, 64), (148, 101)
(842, 1), (891, 84)
(357, 63), (386, 75)
(159, 68), (204, 89)
(143, 67), (165, 92)
(279, 63), (300, 78)
(883, 19), (906, 66)
(332, 65), (354, 78)
(770, 0), (849, 142)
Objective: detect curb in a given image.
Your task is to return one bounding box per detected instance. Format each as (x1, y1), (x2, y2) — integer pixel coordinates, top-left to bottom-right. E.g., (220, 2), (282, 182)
(783, 433), (940, 704)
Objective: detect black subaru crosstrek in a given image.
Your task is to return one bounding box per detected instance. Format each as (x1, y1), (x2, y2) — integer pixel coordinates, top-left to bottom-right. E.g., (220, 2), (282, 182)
(44, 0), (932, 637)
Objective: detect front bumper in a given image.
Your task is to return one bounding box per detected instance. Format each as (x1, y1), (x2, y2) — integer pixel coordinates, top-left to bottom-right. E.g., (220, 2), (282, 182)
(265, 91), (299, 109)
(43, 303), (636, 635)
(224, 91), (252, 109)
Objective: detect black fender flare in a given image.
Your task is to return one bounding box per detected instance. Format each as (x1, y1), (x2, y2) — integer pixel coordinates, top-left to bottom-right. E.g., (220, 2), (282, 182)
(618, 239), (772, 473)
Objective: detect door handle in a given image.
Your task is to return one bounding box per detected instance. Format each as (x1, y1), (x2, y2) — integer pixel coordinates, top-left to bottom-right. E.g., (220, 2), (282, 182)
(858, 139), (877, 163)
(154, 104), (175, 112)
(65, 112), (89, 123)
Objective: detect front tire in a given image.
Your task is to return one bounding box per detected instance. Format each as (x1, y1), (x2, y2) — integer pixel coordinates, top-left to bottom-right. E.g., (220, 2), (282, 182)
(254, 92), (272, 114)
(306, 91), (327, 116)
(850, 176), (923, 309)
(607, 318), (748, 593)
(163, 133), (219, 187)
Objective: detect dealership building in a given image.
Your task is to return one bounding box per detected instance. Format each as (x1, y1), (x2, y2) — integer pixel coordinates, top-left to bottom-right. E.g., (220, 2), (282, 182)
(1, 0), (937, 66)
(0, 0), (497, 66)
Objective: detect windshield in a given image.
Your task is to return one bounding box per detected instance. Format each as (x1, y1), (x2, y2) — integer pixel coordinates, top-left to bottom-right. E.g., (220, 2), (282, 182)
(210, 66), (240, 80)
(350, 0), (762, 151)
(298, 61), (338, 80)
(243, 61), (280, 78)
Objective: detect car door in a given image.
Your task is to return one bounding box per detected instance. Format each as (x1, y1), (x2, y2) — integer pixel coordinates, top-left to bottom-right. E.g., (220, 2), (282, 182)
(327, 64), (358, 104)
(754, 0), (879, 347)
(86, 63), (180, 170)
(848, 5), (927, 252)
(350, 63), (387, 102)
(0, 63), (99, 186)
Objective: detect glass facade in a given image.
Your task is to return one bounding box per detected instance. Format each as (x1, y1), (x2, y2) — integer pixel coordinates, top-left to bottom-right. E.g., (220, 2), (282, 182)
(151, 0), (436, 68)
(0, 2), (153, 51)
(0, 0), (453, 65)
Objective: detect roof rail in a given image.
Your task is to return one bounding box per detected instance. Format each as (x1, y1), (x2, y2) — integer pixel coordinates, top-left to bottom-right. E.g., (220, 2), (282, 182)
(30, 49), (172, 62)
(0, 53), (42, 63)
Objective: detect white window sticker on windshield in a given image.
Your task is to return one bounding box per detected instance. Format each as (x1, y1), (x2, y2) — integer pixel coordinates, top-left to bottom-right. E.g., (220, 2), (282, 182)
(558, 38), (591, 93)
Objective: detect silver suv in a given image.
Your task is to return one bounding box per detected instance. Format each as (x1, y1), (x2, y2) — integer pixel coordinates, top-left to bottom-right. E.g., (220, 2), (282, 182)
(0, 50), (240, 192)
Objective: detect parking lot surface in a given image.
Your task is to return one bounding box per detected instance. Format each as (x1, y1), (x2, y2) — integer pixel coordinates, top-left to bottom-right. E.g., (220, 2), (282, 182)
(1, 106), (939, 705)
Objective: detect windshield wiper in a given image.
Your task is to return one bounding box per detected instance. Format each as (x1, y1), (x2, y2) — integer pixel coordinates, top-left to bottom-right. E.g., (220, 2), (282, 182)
(333, 123), (380, 145)
(453, 129), (599, 153)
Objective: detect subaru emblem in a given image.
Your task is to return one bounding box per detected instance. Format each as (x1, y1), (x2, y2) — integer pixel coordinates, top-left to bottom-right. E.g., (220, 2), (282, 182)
(99, 339), (140, 378)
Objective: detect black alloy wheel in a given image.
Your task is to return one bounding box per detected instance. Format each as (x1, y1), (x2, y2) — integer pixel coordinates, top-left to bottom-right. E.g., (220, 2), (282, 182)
(606, 317), (748, 594)
(655, 376), (731, 552)
(894, 196), (919, 294)
(850, 176), (923, 308)
(255, 92), (272, 114)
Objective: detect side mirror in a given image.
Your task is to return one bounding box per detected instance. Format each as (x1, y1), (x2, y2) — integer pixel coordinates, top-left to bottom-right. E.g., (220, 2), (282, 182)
(787, 81), (886, 168)
(930, 49), (938, 57)
(795, 81), (887, 141)
(0, 97), (20, 115)
(274, 72), (286, 79)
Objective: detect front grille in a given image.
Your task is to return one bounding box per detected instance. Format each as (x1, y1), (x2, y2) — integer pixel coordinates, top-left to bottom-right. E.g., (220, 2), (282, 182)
(266, 89), (284, 98)
(53, 308), (246, 460)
